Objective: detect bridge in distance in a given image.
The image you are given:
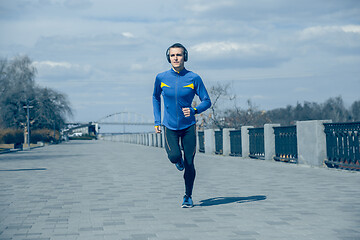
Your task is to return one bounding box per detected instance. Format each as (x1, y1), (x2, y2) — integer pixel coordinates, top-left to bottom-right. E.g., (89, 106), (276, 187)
(97, 112), (154, 126)
(66, 112), (155, 134)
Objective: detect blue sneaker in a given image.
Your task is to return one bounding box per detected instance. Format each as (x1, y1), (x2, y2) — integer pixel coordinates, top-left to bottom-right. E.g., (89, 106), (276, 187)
(175, 158), (184, 171)
(182, 195), (194, 208)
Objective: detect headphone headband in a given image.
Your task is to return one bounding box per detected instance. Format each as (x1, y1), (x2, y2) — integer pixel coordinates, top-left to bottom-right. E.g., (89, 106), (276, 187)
(166, 43), (188, 63)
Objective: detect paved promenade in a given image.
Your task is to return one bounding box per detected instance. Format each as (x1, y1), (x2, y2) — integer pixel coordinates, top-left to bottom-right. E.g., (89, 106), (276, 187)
(0, 140), (359, 240)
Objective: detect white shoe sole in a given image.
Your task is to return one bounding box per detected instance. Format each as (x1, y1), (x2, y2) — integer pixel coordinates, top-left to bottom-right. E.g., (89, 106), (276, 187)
(181, 204), (193, 208)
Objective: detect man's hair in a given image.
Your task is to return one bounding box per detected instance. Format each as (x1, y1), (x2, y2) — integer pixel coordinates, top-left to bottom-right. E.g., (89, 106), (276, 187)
(166, 43), (188, 63)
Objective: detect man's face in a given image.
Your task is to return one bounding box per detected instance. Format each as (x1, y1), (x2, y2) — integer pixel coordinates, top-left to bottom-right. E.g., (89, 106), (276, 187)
(169, 47), (185, 70)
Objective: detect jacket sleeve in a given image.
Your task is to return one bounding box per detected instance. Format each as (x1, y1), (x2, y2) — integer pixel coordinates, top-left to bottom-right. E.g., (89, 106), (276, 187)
(194, 76), (211, 114)
(152, 76), (162, 126)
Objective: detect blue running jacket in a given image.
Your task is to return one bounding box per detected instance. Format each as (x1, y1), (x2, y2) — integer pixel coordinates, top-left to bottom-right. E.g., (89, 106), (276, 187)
(153, 68), (211, 130)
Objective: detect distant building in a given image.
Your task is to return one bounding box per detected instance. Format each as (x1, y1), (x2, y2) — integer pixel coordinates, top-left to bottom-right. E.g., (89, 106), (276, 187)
(66, 122), (99, 138)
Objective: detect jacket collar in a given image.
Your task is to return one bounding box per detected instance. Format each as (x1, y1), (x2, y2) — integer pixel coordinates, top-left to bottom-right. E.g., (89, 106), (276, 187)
(171, 67), (187, 76)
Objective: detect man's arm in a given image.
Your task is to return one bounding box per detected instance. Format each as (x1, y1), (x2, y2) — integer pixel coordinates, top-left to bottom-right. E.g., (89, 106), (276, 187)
(152, 76), (162, 132)
(194, 76), (211, 114)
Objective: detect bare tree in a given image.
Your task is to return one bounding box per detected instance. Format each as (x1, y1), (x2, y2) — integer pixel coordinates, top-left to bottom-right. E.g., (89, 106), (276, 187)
(0, 59), (7, 128)
(0, 55), (73, 130)
(208, 82), (231, 130)
(321, 96), (350, 122)
(33, 87), (73, 130)
(350, 100), (360, 121)
(0, 56), (36, 128)
(224, 99), (270, 128)
(201, 81), (358, 129)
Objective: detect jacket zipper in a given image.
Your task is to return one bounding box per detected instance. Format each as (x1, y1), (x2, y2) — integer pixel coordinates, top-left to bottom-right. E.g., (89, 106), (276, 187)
(175, 73), (179, 129)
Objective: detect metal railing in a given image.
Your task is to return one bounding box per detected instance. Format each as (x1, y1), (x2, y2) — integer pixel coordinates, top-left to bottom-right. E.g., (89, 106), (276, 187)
(152, 134), (155, 147)
(198, 131), (205, 153)
(273, 126), (298, 163)
(102, 121), (359, 170)
(324, 122), (360, 170)
(145, 134), (149, 146)
(215, 130), (223, 154)
(229, 130), (242, 156)
(249, 127), (265, 159)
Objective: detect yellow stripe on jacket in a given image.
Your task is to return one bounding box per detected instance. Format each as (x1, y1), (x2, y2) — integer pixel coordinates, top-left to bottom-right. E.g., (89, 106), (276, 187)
(183, 83), (194, 89)
(161, 82), (170, 88)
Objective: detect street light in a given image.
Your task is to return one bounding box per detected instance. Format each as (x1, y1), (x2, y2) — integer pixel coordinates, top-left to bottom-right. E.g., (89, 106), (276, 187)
(23, 101), (33, 149)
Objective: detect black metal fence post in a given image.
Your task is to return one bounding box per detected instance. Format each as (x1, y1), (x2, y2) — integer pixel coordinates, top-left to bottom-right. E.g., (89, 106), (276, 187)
(229, 130), (242, 156)
(324, 122), (360, 170)
(273, 126), (298, 163)
(248, 127), (265, 159)
(198, 131), (205, 153)
(215, 130), (223, 154)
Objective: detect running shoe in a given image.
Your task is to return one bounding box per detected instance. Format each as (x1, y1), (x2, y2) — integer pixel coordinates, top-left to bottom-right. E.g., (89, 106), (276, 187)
(182, 195), (194, 208)
(175, 158), (184, 171)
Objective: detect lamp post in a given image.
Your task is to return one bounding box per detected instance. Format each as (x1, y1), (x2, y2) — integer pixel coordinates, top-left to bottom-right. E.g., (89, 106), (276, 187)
(23, 101), (33, 148)
(53, 120), (56, 142)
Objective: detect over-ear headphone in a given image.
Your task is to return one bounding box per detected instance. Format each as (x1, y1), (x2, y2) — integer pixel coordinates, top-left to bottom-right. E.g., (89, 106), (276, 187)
(166, 43), (188, 63)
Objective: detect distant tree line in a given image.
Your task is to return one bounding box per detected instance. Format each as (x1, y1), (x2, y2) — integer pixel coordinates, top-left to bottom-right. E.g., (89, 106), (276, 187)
(200, 83), (360, 129)
(0, 55), (73, 131)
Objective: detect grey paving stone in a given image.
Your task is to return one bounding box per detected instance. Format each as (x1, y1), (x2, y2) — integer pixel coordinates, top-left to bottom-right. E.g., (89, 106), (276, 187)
(0, 140), (359, 240)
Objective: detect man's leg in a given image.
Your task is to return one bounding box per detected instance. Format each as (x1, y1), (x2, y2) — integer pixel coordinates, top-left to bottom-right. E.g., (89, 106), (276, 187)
(181, 125), (197, 198)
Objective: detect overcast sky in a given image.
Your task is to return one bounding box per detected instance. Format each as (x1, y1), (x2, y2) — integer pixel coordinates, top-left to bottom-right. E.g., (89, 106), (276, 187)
(1, 0), (359, 127)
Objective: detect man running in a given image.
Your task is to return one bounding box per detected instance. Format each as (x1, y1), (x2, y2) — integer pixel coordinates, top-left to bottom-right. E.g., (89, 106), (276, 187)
(152, 43), (211, 208)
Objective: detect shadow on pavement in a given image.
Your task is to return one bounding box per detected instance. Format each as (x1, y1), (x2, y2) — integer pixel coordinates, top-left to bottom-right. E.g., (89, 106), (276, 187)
(0, 168), (47, 171)
(0, 153), (87, 162)
(197, 195), (267, 207)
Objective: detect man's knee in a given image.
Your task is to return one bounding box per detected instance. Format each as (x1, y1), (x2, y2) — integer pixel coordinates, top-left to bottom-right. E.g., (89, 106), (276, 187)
(184, 160), (195, 170)
(167, 151), (181, 164)
(184, 165), (196, 179)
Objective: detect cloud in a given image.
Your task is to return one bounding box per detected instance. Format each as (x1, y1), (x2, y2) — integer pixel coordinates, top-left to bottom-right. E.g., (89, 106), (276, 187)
(190, 41), (288, 69)
(130, 64), (143, 71)
(300, 25), (360, 39)
(342, 25), (360, 34)
(63, 0), (92, 10)
(294, 87), (311, 93)
(122, 32), (135, 38)
(32, 33), (145, 67)
(185, 1), (235, 13)
(0, 0), (93, 20)
(33, 60), (92, 80)
(184, 0), (360, 25)
(33, 61), (73, 69)
(192, 41), (272, 56)
(296, 24), (360, 55)
(252, 95), (266, 100)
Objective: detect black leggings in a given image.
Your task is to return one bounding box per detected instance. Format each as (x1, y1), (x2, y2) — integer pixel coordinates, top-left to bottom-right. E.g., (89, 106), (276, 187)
(164, 124), (196, 197)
